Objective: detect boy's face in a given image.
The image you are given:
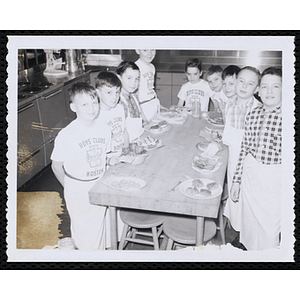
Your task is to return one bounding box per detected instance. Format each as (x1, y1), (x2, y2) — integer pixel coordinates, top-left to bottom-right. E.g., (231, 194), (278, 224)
(70, 93), (99, 122)
(207, 72), (223, 92)
(136, 49), (156, 64)
(120, 68), (140, 94)
(236, 69), (259, 100)
(259, 74), (282, 110)
(222, 75), (237, 98)
(186, 67), (202, 84)
(97, 85), (120, 110)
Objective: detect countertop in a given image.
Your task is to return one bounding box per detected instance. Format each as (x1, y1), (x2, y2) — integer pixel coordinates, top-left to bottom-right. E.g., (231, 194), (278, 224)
(18, 70), (91, 107)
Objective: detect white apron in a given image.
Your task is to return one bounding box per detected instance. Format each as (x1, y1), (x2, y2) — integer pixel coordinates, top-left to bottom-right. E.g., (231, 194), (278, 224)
(222, 122), (245, 231)
(125, 116), (144, 142)
(64, 176), (110, 250)
(239, 154), (281, 251)
(140, 98), (160, 122)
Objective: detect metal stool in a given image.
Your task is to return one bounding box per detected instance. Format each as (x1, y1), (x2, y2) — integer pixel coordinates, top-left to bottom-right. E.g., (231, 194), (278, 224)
(163, 215), (217, 250)
(119, 209), (165, 250)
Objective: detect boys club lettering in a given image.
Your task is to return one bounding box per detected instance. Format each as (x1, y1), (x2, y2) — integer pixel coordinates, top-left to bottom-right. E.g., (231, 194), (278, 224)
(186, 89), (205, 97)
(107, 117), (124, 152)
(78, 137), (107, 178)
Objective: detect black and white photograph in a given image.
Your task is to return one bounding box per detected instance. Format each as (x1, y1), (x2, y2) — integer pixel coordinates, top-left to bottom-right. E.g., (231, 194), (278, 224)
(6, 35), (295, 262)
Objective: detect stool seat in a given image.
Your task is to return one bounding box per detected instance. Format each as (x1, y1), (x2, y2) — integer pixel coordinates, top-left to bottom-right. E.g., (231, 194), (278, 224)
(120, 209), (165, 228)
(163, 215), (217, 247)
(119, 209), (165, 250)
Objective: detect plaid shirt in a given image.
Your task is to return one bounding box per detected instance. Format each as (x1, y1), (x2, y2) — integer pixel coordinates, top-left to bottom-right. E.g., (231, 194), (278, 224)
(233, 105), (282, 184)
(225, 96), (261, 129)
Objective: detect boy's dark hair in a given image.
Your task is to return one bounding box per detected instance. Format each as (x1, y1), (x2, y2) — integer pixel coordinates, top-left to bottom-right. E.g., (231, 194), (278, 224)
(95, 71), (122, 89)
(261, 67), (282, 79)
(69, 82), (99, 103)
(238, 66), (261, 85)
(222, 65), (241, 80)
(116, 61), (140, 76)
(206, 65), (223, 77)
(185, 58), (202, 73)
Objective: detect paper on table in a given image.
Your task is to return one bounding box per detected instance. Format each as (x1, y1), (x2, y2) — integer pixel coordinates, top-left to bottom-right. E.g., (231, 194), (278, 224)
(202, 142), (220, 157)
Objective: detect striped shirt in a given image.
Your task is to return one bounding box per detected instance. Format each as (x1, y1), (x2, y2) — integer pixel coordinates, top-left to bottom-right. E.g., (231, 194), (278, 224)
(224, 96), (262, 129)
(233, 105), (282, 183)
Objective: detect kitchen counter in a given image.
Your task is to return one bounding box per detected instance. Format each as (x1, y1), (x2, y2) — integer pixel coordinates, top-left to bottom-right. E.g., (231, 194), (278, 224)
(18, 70), (91, 106)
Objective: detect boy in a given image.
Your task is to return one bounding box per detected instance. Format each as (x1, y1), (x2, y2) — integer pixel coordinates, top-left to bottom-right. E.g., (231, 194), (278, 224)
(206, 65), (228, 114)
(135, 49), (161, 121)
(95, 71), (129, 164)
(177, 58), (212, 111)
(222, 66), (262, 235)
(222, 65), (241, 99)
(231, 67), (282, 251)
(51, 83), (111, 250)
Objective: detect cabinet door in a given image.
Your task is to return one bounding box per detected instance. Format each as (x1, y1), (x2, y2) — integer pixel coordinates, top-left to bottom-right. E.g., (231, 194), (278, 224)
(172, 73), (188, 86)
(156, 72), (172, 85)
(38, 88), (69, 142)
(156, 85), (172, 108)
(171, 85), (181, 106)
(44, 138), (55, 166)
(17, 145), (45, 189)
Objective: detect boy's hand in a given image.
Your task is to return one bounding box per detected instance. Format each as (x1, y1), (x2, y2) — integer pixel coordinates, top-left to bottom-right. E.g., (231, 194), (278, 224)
(230, 183), (240, 202)
(108, 156), (120, 166)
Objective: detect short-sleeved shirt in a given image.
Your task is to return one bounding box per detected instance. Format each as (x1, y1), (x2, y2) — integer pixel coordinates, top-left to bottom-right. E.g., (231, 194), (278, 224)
(177, 80), (213, 111)
(51, 118), (111, 181)
(97, 104), (126, 156)
(135, 58), (156, 102)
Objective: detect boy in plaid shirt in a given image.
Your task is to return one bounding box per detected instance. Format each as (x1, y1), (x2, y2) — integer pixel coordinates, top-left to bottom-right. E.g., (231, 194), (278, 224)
(231, 67), (282, 251)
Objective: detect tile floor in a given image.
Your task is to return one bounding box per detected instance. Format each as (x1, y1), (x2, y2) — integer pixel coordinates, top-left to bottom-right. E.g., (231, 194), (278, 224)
(18, 165), (242, 250)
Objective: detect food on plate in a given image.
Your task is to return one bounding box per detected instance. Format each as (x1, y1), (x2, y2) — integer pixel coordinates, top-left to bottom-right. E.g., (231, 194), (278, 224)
(210, 130), (222, 142)
(111, 179), (141, 189)
(199, 189), (212, 197)
(208, 111), (224, 125)
(149, 120), (169, 132)
(186, 186), (200, 196)
(193, 156), (217, 171)
(206, 182), (219, 191)
(192, 178), (204, 188)
(135, 145), (145, 154)
(138, 136), (160, 149)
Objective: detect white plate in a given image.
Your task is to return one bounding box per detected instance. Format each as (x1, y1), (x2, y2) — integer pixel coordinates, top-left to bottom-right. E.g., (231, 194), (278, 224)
(102, 176), (147, 191)
(144, 123), (171, 134)
(179, 178), (222, 199)
(192, 156), (222, 174)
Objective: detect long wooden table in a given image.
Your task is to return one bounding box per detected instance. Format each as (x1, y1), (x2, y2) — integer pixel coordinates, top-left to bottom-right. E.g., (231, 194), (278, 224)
(89, 116), (228, 250)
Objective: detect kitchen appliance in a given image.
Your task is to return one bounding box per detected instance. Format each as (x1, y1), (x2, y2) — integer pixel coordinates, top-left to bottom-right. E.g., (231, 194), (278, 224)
(43, 49), (68, 76)
(65, 49), (84, 73)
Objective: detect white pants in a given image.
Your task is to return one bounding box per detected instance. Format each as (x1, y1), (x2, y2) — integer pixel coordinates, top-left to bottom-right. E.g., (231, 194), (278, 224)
(64, 176), (109, 250)
(239, 154), (281, 251)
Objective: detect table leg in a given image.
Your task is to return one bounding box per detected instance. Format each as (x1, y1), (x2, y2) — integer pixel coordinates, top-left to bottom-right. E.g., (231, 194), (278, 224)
(196, 216), (205, 245)
(109, 206), (118, 250)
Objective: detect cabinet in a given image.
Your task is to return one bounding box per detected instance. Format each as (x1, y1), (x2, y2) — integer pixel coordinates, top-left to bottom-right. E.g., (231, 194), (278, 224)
(18, 100), (45, 188)
(155, 72), (188, 108)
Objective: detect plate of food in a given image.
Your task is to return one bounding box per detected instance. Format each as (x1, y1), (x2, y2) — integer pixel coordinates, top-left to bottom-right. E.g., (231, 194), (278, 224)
(192, 155), (221, 174)
(158, 111), (187, 124)
(120, 144), (148, 165)
(179, 178), (222, 199)
(103, 176), (147, 191)
(207, 111), (224, 127)
(137, 136), (163, 150)
(144, 120), (171, 134)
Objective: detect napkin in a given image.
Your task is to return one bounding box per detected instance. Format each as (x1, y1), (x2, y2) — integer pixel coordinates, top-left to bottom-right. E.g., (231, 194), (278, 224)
(202, 142), (220, 157)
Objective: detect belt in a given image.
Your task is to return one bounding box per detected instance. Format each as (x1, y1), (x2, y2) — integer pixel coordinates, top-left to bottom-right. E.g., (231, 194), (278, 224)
(63, 166), (99, 182)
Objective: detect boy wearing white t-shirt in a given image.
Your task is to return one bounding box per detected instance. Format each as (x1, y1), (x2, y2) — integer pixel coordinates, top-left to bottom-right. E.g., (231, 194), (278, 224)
(95, 71), (129, 165)
(177, 58), (213, 111)
(135, 49), (161, 121)
(51, 83), (111, 250)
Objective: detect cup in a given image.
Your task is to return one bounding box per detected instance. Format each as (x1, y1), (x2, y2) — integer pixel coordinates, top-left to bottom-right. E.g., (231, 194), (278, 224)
(57, 237), (76, 250)
(192, 101), (201, 119)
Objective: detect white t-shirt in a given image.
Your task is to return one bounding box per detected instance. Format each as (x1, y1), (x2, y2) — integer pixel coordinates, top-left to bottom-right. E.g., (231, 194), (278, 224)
(51, 118), (111, 181)
(135, 58), (156, 102)
(97, 103), (126, 156)
(177, 80), (213, 111)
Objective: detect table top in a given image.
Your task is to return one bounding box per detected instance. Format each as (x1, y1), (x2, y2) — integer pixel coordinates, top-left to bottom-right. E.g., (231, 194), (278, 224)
(89, 115), (228, 218)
